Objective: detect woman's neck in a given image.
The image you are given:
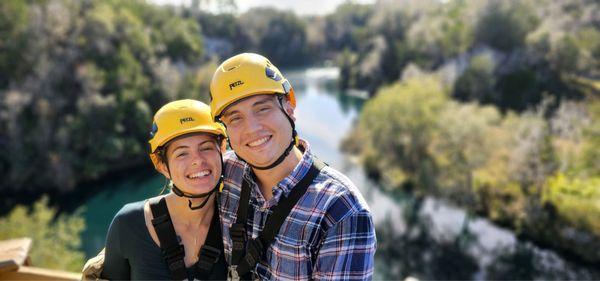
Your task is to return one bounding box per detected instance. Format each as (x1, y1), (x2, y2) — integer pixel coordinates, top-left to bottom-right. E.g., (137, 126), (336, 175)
(165, 192), (214, 228)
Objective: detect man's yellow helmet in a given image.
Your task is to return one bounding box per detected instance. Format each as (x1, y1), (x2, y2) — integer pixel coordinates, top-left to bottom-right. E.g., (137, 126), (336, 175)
(148, 99), (226, 170)
(209, 53), (296, 121)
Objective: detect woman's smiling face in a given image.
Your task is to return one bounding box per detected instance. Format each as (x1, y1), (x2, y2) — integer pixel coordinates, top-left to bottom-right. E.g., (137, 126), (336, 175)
(160, 133), (222, 195)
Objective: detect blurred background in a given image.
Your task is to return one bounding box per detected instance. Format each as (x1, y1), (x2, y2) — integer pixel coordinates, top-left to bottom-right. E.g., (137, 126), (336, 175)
(0, 0), (598, 279)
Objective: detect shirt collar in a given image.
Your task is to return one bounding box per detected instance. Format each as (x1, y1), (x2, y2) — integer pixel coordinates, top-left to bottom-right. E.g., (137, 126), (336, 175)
(242, 139), (314, 203)
(277, 139), (313, 197)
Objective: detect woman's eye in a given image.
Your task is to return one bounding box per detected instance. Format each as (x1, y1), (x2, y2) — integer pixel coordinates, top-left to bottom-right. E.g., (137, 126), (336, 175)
(176, 152), (187, 158)
(258, 106), (270, 113)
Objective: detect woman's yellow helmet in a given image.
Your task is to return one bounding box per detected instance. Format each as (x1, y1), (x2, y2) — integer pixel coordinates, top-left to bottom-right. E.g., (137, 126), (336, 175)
(148, 99), (226, 170)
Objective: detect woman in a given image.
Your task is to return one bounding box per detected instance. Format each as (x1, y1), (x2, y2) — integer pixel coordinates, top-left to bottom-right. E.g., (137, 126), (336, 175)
(100, 99), (228, 280)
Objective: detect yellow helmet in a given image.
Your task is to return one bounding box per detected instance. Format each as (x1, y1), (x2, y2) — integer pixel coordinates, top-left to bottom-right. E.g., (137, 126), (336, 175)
(209, 53), (296, 120)
(148, 99), (226, 170)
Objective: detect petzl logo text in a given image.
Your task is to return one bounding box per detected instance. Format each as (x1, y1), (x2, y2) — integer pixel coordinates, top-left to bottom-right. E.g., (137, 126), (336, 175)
(180, 117), (194, 124)
(229, 80), (244, 90)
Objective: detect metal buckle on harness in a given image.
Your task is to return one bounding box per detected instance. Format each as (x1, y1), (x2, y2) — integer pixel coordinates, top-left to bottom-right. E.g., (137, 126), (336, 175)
(168, 259), (185, 272)
(230, 224), (246, 251)
(227, 265), (240, 281)
(163, 245), (185, 271)
(197, 245), (220, 270)
(164, 244), (185, 259)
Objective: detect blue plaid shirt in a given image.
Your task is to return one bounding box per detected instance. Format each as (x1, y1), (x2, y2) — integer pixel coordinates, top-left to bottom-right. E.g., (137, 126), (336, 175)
(219, 140), (376, 280)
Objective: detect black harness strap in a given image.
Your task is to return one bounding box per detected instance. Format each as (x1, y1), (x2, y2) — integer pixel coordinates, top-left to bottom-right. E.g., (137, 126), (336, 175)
(150, 197), (187, 280)
(230, 157), (326, 277)
(230, 178), (251, 267)
(150, 197), (223, 280)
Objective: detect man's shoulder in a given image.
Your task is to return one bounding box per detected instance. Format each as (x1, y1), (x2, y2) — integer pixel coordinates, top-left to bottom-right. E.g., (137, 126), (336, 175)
(309, 163), (372, 223)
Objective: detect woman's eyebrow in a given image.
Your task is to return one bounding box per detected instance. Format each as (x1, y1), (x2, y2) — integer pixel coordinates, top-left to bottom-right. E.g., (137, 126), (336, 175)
(170, 145), (189, 154)
(198, 140), (216, 146)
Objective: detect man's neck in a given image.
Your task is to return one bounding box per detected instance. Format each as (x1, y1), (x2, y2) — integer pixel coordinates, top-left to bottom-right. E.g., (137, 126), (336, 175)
(252, 146), (303, 201)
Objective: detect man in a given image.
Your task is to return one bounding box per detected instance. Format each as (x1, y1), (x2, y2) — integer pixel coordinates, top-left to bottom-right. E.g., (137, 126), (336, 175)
(210, 53), (376, 280)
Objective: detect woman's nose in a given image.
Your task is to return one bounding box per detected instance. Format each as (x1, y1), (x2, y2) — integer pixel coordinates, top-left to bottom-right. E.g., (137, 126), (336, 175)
(190, 150), (206, 166)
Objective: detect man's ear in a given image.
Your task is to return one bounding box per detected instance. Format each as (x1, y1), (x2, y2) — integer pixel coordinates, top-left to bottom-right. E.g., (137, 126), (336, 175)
(283, 96), (296, 121)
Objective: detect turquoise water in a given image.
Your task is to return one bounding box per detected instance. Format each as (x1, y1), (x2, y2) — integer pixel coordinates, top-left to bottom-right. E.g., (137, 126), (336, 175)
(78, 67), (599, 280)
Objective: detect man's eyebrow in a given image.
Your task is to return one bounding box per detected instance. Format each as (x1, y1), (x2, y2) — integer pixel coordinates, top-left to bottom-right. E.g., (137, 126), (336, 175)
(222, 96), (275, 118)
(252, 96), (275, 107)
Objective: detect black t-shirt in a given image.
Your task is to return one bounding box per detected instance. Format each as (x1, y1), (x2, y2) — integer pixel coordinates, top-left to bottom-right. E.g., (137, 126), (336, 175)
(101, 200), (227, 280)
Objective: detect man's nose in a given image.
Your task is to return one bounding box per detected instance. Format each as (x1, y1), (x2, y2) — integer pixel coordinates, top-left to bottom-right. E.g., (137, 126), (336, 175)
(243, 112), (264, 134)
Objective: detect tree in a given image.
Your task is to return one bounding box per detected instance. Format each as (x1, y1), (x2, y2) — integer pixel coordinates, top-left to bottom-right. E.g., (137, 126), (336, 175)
(0, 197), (85, 271)
(238, 8), (308, 66)
(476, 1), (539, 52)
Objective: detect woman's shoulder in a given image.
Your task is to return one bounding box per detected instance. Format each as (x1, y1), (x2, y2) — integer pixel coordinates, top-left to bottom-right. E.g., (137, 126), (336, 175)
(111, 200), (146, 225)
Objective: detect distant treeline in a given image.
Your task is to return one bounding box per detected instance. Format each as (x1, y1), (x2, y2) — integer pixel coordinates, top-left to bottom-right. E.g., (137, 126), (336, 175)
(331, 0), (598, 110)
(0, 0), (360, 195)
(338, 0), (599, 264)
(1, 0), (216, 195)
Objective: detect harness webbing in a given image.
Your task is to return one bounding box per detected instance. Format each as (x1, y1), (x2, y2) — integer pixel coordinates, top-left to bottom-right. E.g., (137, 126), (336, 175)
(229, 157), (326, 278)
(150, 197), (223, 280)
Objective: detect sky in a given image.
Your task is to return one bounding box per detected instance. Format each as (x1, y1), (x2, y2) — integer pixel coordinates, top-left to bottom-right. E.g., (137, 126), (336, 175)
(148, 0), (376, 16)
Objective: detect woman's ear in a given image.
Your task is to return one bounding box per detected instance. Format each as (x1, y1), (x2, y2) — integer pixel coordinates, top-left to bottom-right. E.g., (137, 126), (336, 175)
(220, 138), (227, 152)
(156, 159), (171, 179)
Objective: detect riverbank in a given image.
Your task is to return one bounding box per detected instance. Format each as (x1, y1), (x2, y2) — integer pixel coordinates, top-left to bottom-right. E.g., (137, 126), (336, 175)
(343, 74), (600, 265)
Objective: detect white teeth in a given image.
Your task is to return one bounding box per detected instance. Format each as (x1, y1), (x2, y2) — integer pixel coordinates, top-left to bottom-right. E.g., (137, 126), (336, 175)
(188, 170), (210, 179)
(248, 137), (269, 147)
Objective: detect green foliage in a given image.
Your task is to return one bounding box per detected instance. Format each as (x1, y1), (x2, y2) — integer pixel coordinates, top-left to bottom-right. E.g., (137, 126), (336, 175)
(161, 17), (203, 61)
(0, 0), (208, 193)
(323, 2), (374, 52)
(357, 75), (447, 189)
(542, 174), (600, 236)
(195, 11), (246, 41)
(0, 0), (30, 87)
(432, 102), (503, 204)
(328, 0), (595, 111)
(453, 53), (496, 103)
(475, 1), (539, 52)
(0, 197), (85, 271)
(348, 72), (600, 262)
(337, 49), (358, 89)
(238, 8), (308, 66)
(407, 0), (475, 67)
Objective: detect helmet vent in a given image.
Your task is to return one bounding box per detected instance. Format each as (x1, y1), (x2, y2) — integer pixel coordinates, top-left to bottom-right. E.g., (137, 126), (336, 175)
(149, 122), (158, 139)
(266, 67), (282, 81)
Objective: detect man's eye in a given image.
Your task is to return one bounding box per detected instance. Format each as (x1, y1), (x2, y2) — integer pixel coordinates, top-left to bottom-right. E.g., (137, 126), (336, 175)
(258, 106), (271, 113)
(176, 152), (187, 158)
(201, 146), (214, 151)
